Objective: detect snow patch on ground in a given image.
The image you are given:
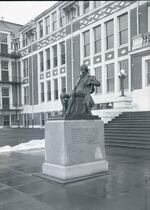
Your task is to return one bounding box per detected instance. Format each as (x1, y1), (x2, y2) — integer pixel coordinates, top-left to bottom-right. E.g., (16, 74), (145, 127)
(0, 139), (45, 153)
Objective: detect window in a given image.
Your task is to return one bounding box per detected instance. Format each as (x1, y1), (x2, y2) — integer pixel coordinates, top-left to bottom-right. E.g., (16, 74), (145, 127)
(24, 114), (29, 127)
(61, 77), (66, 93)
(2, 88), (9, 110)
(119, 60), (128, 89)
(52, 11), (57, 31)
(45, 16), (50, 35)
(83, 1), (89, 14)
(46, 48), (50, 70)
(40, 82), (45, 102)
(22, 33), (27, 47)
(146, 59), (150, 85)
(39, 20), (43, 38)
(3, 115), (10, 126)
(47, 80), (51, 101)
(1, 60), (9, 81)
(24, 86), (29, 105)
(95, 67), (102, 94)
(54, 78), (58, 100)
(106, 19), (114, 50)
(94, 25), (101, 54)
(106, 63), (114, 92)
(60, 10), (65, 27)
(0, 33), (8, 54)
(83, 30), (90, 57)
(23, 59), (28, 78)
(39, 51), (44, 72)
(0, 33), (7, 43)
(94, 1), (101, 8)
(66, 8), (76, 22)
(53, 45), (57, 67)
(119, 13), (128, 45)
(60, 42), (65, 65)
(41, 113), (45, 126)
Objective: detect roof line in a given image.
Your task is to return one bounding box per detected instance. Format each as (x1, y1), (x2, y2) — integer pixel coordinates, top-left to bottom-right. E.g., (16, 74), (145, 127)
(0, 20), (22, 27)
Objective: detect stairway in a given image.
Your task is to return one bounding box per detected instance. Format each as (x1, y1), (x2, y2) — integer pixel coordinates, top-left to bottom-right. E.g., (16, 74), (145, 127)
(104, 111), (150, 149)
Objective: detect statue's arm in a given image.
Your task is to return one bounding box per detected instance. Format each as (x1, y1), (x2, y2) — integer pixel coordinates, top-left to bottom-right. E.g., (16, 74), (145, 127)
(88, 76), (100, 87)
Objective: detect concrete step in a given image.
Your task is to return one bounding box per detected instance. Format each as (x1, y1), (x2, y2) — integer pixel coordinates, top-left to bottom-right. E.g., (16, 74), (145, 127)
(105, 130), (150, 135)
(105, 142), (150, 149)
(105, 139), (150, 145)
(122, 111), (150, 115)
(111, 119), (150, 122)
(105, 125), (150, 129)
(105, 123), (150, 127)
(105, 132), (150, 141)
(105, 135), (150, 141)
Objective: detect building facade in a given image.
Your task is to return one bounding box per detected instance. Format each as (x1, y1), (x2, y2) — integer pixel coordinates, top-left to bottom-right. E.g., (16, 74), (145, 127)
(0, 1), (150, 127)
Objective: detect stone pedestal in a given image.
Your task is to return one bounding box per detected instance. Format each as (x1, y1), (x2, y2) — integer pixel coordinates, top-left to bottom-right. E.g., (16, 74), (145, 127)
(42, 119), (108, 183)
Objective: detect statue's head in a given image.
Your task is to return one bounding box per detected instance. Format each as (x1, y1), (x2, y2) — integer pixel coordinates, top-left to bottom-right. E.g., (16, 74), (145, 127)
(80, 64), (89, 75)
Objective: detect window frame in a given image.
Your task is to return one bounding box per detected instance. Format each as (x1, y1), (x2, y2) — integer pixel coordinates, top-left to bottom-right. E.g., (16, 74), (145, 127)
(83, 30), (90, 58)
(106, 63), (114, 92)
(106, 19), (114, 50)
(93, 25), (101, 54)
(45, 16), (50, 35)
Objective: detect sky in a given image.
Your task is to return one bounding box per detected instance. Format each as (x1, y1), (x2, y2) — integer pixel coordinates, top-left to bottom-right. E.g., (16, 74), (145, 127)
(0, 1), (57, 25)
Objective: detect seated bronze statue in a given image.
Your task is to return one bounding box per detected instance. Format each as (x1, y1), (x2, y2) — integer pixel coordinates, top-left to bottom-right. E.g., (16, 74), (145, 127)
(60, 64), (100, 117)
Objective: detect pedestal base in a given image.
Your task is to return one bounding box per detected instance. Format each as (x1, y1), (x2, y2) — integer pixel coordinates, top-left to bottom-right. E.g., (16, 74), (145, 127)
(42, 119), (108, 183)
(43, 160), (108, 183)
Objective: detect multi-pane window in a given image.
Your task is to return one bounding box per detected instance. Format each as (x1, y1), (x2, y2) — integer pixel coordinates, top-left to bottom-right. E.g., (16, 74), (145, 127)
(45, 16), (50, 35)
(83, 1), (89, 14)
(46, 48), (50, 70)
(52, 11), (57, 31)
(94, 25), (101, 54)
(40, 82), (45, 102)
(95, 67), (102, 94)
(106, 63), (114, 92)
(2, 88), (9, 109)
(0, 33), (8, 54)
(47, 80), (51, 101)
(24, 114), (29, 127)
(22, 32), (35, 47)
(1, 60), (9, 81)
(39, 51), (44, 72)
(60, 10), (65, 27)
(61, 77), (66, 93)
(39, 20), (43, 38)
(60, 42), (65, 65)
(119, 60), (128, 89)
(67, 8), (76, 22)
(53, 45), (57, 67)
(3, 115), (10, 126)
(22, 33), (28, 46)
(54, 78), (58, 100)
(24, 86), (29, 105)
(23, 59), (28, 78)
(83, 30), (90, 57)
(146, 59), (150, 85)
(119, 13), (128, 45)
(41, 113), (45, 126)
(106, 19), (114, 50)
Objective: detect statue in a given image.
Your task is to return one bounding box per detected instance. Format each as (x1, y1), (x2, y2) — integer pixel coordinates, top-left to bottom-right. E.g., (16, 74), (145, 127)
(60, 64), (100, 117)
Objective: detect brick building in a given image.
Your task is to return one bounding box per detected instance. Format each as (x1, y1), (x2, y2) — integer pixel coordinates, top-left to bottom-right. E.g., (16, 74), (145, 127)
(0, 1), (150, 127)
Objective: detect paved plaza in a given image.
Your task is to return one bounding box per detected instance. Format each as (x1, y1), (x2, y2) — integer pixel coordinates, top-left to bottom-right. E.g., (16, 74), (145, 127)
(0, 146), (149, 210)
(0, 128), (44, 147)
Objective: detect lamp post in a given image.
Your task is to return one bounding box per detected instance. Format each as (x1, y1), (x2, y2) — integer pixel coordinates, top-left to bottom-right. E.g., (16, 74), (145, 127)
(118, 69), (126, 97)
